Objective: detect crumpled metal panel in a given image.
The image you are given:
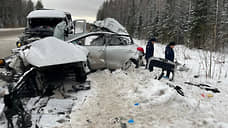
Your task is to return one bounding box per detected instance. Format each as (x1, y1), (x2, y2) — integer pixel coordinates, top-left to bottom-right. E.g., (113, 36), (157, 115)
(94, 18), (129, 35)
(24, 37), (88, 68)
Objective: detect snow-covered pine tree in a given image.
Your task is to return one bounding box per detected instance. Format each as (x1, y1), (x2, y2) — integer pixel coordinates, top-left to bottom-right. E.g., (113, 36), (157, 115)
(35, 0), (44, 10)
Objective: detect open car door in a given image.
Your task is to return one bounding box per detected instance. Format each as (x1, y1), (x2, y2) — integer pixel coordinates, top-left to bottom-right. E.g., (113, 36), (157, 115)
(70, 34), (107, 70)
(73, 19), (87, 35)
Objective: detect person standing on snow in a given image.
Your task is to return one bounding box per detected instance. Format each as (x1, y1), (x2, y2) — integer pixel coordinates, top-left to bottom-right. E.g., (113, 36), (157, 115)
(165, 41), (176, 78)
(145, 37), (157, 71)
(54, 20), (67, 40)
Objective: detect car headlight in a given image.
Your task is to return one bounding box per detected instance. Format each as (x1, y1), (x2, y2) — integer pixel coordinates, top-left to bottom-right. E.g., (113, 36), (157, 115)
(0, 59), (5, 67)
(17, 42), (22, 48)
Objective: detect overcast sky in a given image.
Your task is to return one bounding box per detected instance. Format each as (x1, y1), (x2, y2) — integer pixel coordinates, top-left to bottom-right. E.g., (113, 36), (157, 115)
(32, 0), (105, 22)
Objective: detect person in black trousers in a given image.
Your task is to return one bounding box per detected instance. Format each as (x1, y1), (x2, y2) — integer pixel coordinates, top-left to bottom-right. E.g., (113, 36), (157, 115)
(145, 38), (157, 71)
(165, 41), (176, 78)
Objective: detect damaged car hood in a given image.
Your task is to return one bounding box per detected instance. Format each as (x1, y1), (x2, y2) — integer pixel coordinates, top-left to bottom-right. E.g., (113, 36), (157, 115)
(24, 37), (88, 68)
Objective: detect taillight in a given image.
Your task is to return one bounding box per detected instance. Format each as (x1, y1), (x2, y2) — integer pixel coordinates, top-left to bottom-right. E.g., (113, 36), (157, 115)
(137, 47), (144, 53)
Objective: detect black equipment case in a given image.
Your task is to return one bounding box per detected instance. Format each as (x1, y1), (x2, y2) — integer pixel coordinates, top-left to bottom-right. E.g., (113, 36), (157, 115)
(147, 57), (176, 71)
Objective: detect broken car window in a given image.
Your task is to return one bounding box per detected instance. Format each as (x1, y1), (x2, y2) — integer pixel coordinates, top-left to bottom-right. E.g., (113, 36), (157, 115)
(71, 35), (105, 46)
(107, 35), (132, 46)
(29, 18), (64, 29)
(90, 35), (105, 46)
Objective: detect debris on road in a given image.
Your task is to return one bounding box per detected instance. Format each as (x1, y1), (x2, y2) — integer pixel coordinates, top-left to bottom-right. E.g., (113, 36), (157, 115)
(166, 82), (185, 96)
(184, 82), (220, 93)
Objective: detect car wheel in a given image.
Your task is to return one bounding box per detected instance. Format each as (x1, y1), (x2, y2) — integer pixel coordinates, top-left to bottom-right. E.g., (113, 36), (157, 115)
(75, 62), (87, 83)
(130, 58), (139, 68)
(122, 60), (133, 70)
(87, 59), (97, 73)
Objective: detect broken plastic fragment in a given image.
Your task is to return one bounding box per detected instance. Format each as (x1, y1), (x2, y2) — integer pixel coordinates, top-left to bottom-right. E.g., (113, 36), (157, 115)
(201, 94), (205, 97)
(128, 119), (134, 124)
(207, 94), (213, 98)
(134, 103), (139, 106)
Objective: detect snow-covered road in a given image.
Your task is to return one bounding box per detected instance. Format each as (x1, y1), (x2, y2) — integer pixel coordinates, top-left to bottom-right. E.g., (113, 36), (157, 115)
(70, 68), (228, 128)
(0, 28), (23, 58)
(70, 41), (228, 128)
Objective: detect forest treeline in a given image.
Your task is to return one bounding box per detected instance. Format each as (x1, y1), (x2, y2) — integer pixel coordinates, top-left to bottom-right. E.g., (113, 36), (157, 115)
(0, 0), (43, 28)
(97, 0), (228, 50)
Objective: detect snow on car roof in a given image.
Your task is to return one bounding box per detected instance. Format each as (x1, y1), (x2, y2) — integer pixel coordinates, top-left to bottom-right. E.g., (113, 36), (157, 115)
(27, 10), (66, 18)
(94, 18), (129, 35)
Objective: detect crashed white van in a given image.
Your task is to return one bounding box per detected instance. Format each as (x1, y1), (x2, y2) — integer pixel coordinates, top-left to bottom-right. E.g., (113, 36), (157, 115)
(17, 9), (86, 47)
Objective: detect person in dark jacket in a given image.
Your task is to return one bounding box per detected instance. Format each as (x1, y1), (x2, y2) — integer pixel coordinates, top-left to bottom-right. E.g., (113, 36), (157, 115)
(165, 41), (176, 78)
(145, 38), (157, 71)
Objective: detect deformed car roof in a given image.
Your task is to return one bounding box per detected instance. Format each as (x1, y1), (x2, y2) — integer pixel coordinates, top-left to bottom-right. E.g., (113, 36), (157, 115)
(94, 18), (129, 35)
(67, 31), (131, 43)
(27, 10), (66, 18)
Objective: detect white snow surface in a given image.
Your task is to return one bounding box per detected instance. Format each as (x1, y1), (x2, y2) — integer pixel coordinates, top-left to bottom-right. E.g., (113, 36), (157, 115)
(70, 40), (228, 128)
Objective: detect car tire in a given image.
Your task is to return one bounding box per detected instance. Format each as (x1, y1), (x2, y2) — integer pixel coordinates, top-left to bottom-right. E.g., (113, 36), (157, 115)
(122, 60), (133, 70)
(87, 59), (97, 73)
(130, 58), (139, 68)
(75, 63), (87, 83)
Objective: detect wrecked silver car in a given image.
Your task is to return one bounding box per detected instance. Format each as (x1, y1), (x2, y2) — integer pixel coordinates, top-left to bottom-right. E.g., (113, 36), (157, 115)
(68, 32), (144, 70)
(1, 37), (88, 94)
(0, 37), (89, 128)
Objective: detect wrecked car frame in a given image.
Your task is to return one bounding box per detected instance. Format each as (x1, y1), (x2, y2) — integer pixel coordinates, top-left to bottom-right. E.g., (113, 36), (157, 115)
(1, 37), (89, 96)
(0, 37), (89, 128)
(68, 32), (144, 70)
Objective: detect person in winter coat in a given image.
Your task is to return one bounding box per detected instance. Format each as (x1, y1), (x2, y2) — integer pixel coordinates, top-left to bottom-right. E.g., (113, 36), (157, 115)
(145, 38), (157, 71)
(165, 41), (176, 78)
(54, 20), (67, 40)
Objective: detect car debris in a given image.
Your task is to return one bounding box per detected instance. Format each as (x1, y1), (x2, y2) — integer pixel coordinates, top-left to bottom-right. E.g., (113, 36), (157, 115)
(166, 82), (185, 96)
(1, 37), (89, 95)
(0, 37), (90, 128)
(184, 82), (220, 93)
(1, 79), (91, 128)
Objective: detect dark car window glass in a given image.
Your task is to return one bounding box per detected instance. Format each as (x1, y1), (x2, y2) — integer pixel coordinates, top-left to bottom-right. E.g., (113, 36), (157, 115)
(108, 36), (132, 46)
(71, 35), (105, 46)
(90, 36), (105, 46)
(29, 18), (64, 29)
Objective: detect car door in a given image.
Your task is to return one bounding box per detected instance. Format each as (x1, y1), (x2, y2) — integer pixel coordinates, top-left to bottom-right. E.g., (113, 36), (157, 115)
(70, 34), (106, 70)
(105, 35), (137, 69)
